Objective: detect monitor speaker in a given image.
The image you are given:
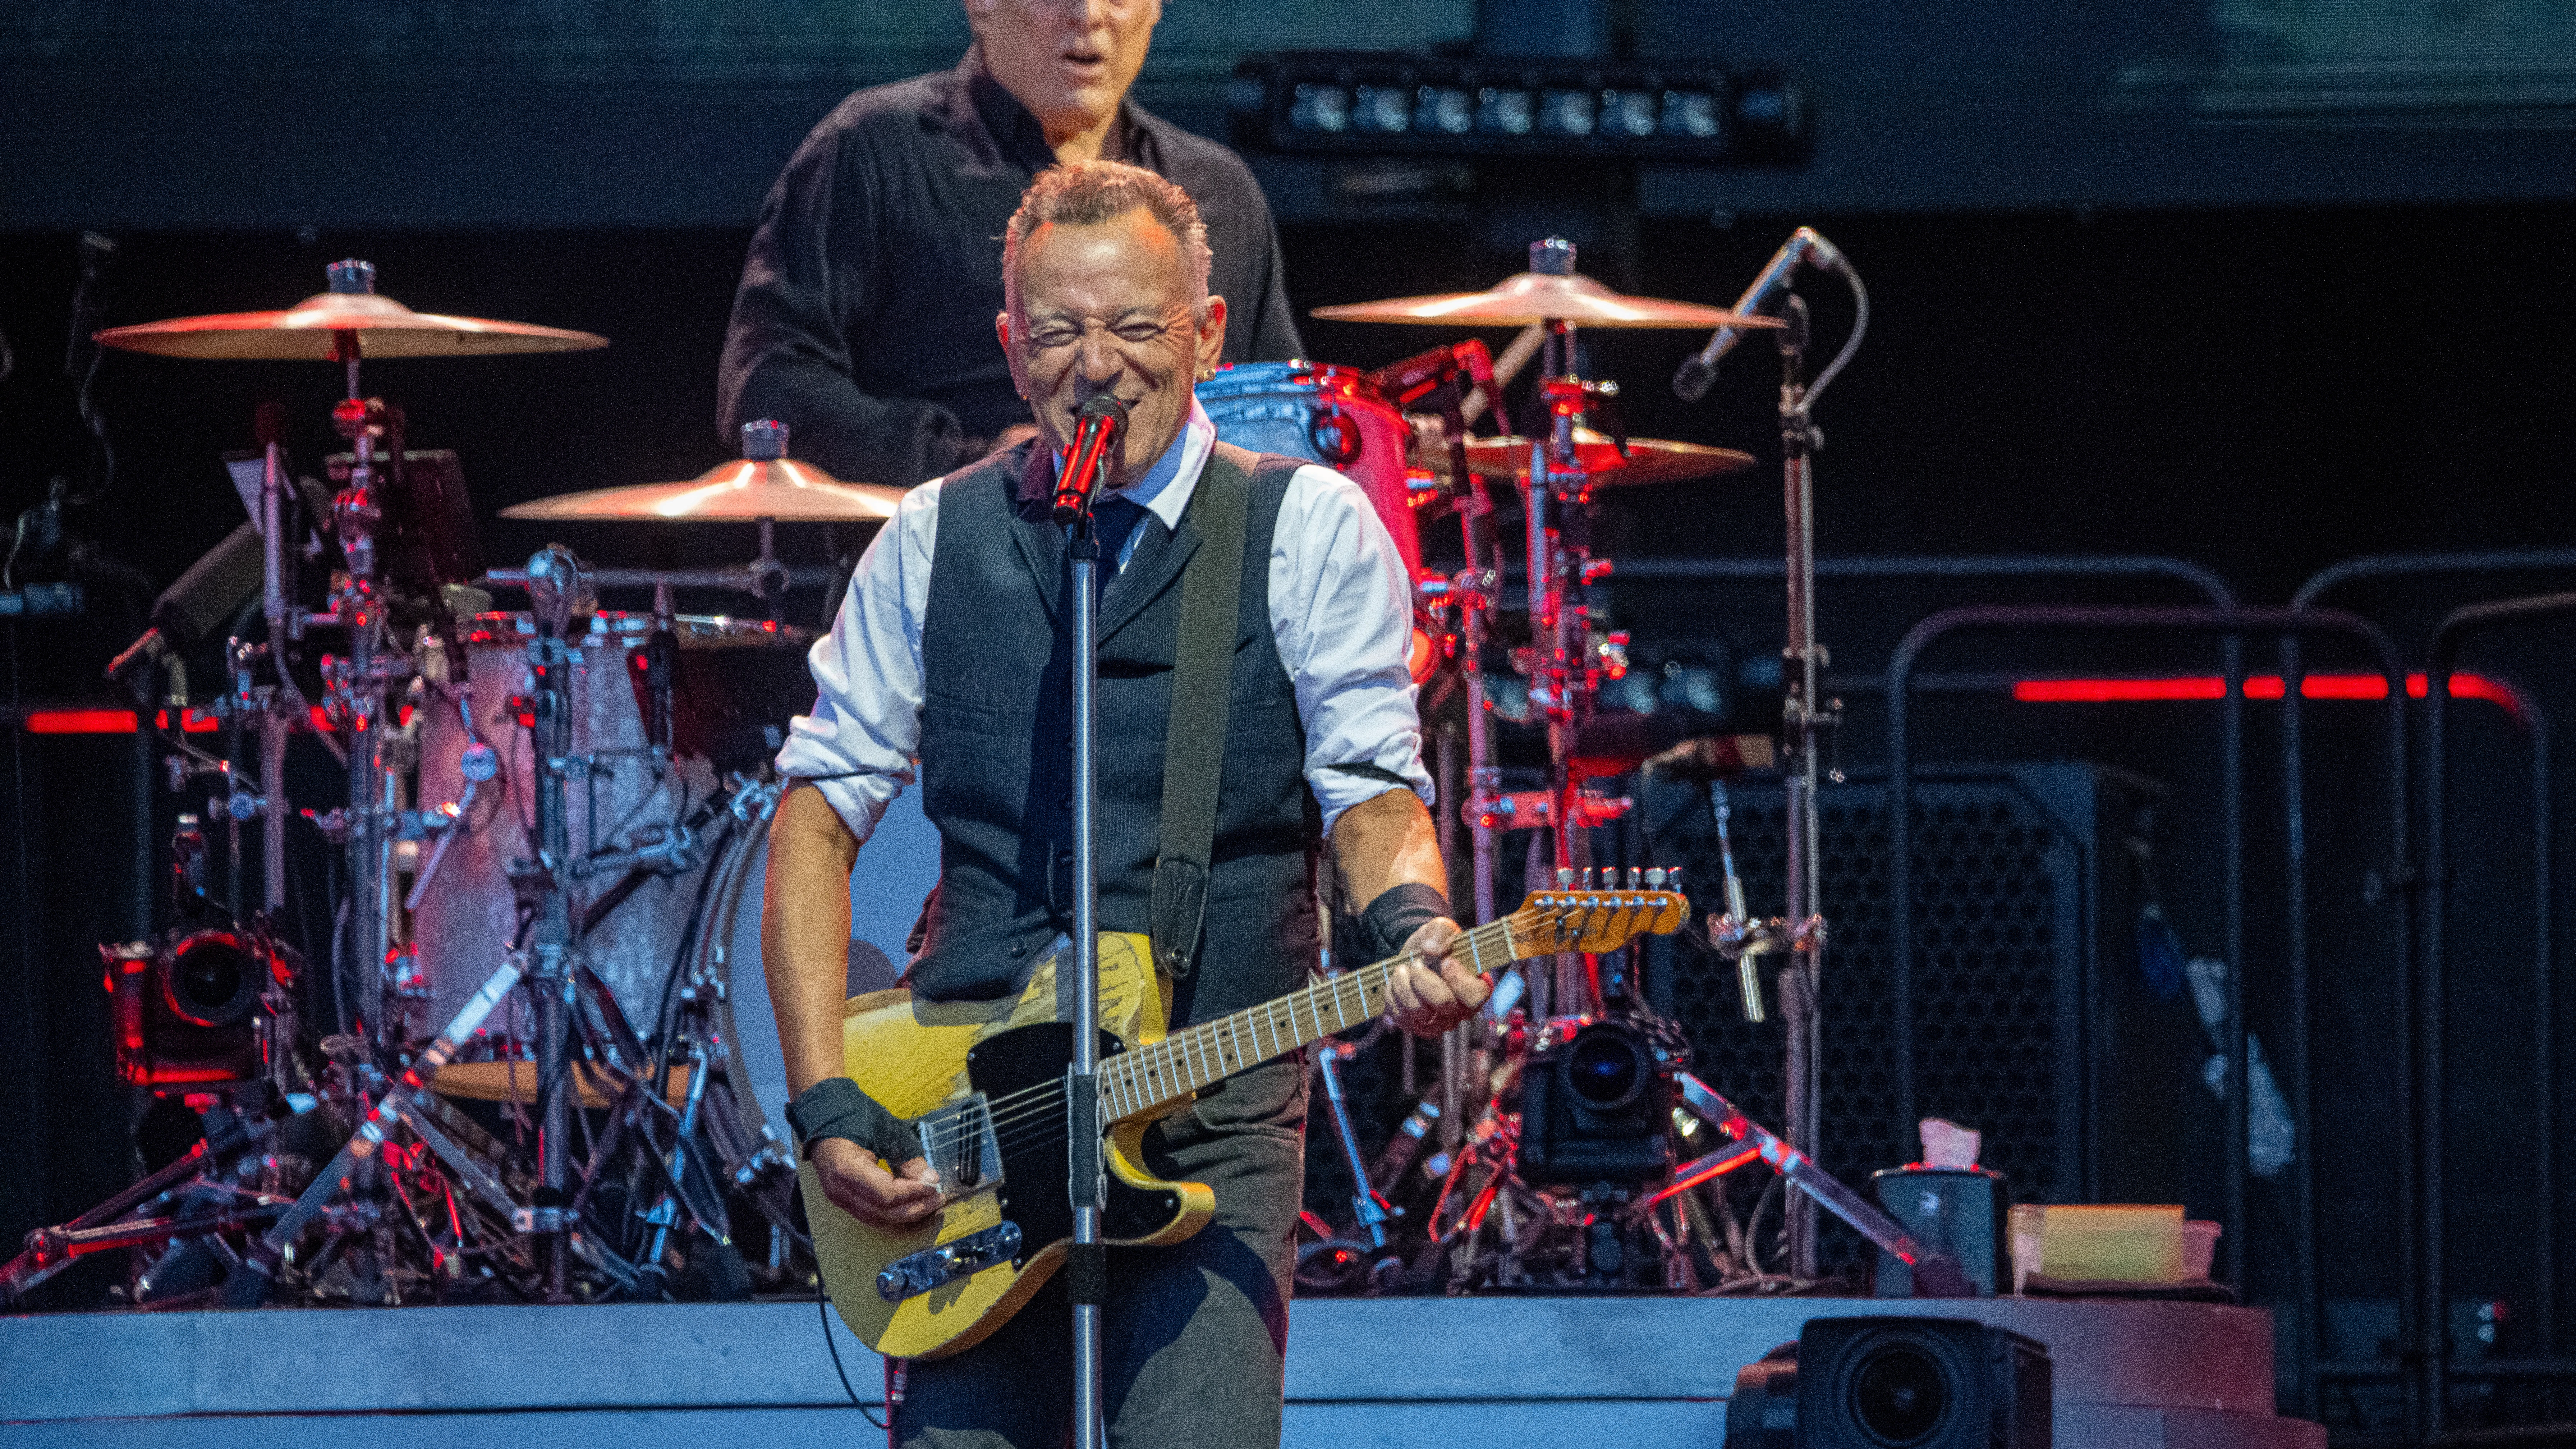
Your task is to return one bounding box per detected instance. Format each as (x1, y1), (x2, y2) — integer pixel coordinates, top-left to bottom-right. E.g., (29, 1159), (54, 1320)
(1726, 1316), (2051, 1449)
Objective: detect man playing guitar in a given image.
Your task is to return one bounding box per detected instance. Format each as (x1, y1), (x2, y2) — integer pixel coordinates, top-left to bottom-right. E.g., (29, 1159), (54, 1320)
(762, 159), (1487, 1446)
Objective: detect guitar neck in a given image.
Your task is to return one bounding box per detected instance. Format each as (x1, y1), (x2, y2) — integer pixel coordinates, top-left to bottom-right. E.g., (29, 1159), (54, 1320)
(1097, 913), (1532, 1127)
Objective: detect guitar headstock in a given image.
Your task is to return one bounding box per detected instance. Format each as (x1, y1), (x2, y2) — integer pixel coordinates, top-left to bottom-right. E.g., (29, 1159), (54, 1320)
(1508, 868), (1690, 955)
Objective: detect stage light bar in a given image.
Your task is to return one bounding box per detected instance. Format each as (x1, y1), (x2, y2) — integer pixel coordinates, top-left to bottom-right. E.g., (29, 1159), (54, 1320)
(1229, 52), (1809, 164)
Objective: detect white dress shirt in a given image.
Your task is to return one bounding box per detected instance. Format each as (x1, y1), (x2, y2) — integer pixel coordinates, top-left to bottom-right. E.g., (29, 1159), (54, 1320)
(777, 396), (1434, 844)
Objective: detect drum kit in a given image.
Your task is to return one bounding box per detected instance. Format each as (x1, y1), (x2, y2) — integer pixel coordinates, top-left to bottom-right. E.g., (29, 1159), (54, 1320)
(6, 228), (1926, 1310)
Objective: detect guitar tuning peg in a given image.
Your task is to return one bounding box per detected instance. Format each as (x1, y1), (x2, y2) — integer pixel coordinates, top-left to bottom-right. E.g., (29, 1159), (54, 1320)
(1556, 868), (1575, 888)
(1667, 865), (1684, 892)
(1626, 867), (1641, 889)
(1645, 867), (1667, 887)
(1581, 867), (1597, 890)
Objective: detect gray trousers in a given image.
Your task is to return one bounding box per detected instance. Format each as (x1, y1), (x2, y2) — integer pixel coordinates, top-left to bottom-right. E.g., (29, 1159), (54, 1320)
(889, 1059), (1307, 1449)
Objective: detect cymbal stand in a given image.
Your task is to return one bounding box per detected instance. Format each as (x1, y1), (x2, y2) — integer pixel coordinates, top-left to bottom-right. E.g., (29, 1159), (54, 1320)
(318, 260), (408, 1044)
(519, 544), (589, 1298)
(259, 436), (293, 916)
(1519, 239), (1628, 1017)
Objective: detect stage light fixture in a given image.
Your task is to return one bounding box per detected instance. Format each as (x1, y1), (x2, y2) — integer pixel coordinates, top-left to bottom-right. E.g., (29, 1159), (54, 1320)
(1539, 88), (1598, 136)
(1355, 84), (1411, 133)
(1661, 88), (1721, 138)
(1232, 52), (1808, 164)
(1417, 86), (1475, 135)
(1605, 89), (1659, 137)
(1290, 82), (1351, 133)
(1478, 86), (1535, 136)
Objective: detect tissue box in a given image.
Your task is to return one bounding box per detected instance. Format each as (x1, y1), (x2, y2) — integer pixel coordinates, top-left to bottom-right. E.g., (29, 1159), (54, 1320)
(1872, 1166), (2011, 1297)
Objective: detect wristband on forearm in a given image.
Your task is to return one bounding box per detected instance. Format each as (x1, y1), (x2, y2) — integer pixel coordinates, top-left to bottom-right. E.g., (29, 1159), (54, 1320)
(785, 1076), (923, 1165)
(1360, 882), (1454, 961)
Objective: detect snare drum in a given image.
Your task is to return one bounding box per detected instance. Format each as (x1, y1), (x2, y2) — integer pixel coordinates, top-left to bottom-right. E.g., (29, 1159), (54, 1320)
(1200, 362), (1438, 679)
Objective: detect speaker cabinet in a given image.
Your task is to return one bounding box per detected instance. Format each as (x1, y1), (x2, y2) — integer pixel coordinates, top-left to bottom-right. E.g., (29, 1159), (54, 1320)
(1644, 763), (2207, 1273)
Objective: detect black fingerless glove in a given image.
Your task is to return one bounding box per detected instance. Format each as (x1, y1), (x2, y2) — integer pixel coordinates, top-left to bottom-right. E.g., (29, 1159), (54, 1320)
(786, 1077), (923, 1165)
(1361, 882), (1454, 960)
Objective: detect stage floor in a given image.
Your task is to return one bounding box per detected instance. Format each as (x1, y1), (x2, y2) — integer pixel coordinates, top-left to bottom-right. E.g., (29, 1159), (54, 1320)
(2, 1294), (2320, 1448)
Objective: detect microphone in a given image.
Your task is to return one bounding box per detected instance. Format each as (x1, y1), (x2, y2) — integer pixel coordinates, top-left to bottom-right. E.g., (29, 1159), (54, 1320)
(1671, 226), (1845, 402)
(1050, 394), (1130, 526)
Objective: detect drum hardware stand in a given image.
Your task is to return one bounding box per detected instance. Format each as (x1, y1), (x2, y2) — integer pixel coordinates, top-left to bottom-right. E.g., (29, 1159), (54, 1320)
(315, 262), (415, 1046)
(1314, 1037), (1402, 1252)
(518, 544), (588, 1298)
(0, 1105), (286, 1307)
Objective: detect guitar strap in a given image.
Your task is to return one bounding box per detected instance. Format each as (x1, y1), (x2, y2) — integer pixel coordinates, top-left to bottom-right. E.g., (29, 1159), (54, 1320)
(1147, 442), (1254, 979)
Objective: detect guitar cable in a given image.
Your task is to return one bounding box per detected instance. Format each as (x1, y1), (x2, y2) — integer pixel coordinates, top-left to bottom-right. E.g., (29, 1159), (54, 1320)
(817, 1280), (889, 1429)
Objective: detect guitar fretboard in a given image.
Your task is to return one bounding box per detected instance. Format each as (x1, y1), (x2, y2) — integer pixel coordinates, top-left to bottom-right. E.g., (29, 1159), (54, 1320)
(1096, 911), (1537, 1126)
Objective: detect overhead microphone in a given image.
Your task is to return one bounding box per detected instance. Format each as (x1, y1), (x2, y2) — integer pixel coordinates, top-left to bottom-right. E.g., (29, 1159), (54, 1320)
(1050, 393), (1131, 525)
(1671, 226), (1845, 402)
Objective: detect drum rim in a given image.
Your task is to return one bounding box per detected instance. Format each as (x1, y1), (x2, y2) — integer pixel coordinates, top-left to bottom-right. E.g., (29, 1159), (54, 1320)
(1195, 358), (1399, 412)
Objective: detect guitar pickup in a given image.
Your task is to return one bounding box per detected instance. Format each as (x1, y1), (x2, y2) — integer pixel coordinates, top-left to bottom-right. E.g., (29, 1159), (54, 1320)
(910, 1093), (1006, 1199)
(877, 1221), (1023, 1302)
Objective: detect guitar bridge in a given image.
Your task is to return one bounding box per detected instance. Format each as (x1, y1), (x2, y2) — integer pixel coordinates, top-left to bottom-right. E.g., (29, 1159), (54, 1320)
(911, 1093), (1005, 1198)
(877, 1220), (1023, 1302)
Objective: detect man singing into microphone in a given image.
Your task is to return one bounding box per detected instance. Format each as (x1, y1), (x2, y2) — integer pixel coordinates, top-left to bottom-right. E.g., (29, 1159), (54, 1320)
(717, 0), (1304, 489)
(760, 161), (1488, 1446)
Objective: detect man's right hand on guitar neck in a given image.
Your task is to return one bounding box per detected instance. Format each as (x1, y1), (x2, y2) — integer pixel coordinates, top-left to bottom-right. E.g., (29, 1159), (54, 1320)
(809, 1136), (943, 1229)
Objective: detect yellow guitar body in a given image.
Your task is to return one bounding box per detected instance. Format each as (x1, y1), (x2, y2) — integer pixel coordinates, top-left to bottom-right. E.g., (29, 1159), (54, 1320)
(804, 932), (1215, 1360)
(799, 886), (1688, 1360)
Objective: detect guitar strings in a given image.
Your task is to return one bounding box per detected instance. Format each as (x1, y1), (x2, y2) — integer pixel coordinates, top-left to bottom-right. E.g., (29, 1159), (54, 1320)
(906, 904), (1598, 1164)
(909, 905), (1589, 1165)
(904, 905), (1588, 1164)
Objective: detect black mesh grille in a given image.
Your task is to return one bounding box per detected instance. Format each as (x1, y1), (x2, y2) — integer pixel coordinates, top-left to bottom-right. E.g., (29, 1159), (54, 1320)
(1658, 770), (2107, 1273)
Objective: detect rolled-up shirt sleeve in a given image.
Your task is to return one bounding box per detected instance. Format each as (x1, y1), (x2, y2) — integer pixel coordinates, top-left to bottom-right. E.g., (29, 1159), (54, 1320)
(1271, 464), (1436, 835)
(773, 479), (942, 840)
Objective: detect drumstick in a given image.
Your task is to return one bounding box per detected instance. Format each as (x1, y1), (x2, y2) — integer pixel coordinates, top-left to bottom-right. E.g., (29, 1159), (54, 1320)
(1464, 325), (1547, 426)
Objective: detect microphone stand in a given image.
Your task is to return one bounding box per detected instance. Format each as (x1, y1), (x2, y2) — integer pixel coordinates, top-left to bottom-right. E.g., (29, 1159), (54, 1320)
(1065, 482), (1108, 1449)
(1773, 295), (1829, 1280)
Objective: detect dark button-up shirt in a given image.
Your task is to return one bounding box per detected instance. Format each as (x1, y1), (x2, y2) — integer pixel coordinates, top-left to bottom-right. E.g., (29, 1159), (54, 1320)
(717, 48), (1305, 489)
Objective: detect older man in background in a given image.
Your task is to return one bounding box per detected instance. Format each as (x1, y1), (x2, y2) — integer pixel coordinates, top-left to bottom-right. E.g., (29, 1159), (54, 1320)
(717, 0), (1304, 489)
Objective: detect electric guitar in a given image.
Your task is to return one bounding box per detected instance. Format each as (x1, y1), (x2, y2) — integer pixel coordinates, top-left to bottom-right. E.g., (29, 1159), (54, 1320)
(804, 885), (1687, 1359)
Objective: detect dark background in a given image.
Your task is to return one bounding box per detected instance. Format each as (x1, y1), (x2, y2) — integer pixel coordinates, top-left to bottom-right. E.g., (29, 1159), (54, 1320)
(4, 0), (2573, 1437)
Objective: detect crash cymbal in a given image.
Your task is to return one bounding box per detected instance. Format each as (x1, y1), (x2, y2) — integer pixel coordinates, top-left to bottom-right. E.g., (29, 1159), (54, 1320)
(501, 458), (904, 523)
(1314, 270), (1781, 330)
(1452, 429), (1758, 486)
(95, 286), (608, 361)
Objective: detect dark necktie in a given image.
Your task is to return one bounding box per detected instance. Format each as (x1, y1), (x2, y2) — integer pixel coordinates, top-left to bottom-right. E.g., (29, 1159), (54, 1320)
(1087, 495), (1150, 609)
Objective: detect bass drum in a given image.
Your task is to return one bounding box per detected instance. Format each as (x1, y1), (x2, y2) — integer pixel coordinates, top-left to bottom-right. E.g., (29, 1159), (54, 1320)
(1200, 361), (1437, 680)
(412, 611), (719, 1044)
(706, 784), (944, 1173)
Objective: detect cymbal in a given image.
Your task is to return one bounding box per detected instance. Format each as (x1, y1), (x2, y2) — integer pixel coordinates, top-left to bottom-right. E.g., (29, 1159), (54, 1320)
(95, 290), (609, 361)
(1313, 271), (1782, 330)
(1453, 429), (1758, 487)
(500, 458), (905, 523)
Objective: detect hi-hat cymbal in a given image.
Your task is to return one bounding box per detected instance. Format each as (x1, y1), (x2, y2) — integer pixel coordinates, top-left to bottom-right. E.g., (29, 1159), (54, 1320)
(1314, 271), (1781, 330)
(1448, 428), (1758, 487)
(94, 290), (609, 361)
(501, 458), (905, 523)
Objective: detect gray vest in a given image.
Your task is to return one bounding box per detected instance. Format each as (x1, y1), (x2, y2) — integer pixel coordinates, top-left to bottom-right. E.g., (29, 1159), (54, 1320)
(908, 443), (1320, 1028)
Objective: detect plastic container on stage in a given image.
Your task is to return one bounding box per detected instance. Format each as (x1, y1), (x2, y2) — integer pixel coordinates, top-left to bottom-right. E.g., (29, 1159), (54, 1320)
(2009, 1205), (2222, 1290)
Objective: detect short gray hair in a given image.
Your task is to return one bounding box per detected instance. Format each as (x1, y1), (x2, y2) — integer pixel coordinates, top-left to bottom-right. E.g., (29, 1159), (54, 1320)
(1001, 159), (1213, 316)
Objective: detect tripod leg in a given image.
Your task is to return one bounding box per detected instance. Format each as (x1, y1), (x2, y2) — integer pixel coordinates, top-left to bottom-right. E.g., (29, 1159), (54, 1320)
(1673, 1070), (1973, 1296)
(225, 957), (527, 1307)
